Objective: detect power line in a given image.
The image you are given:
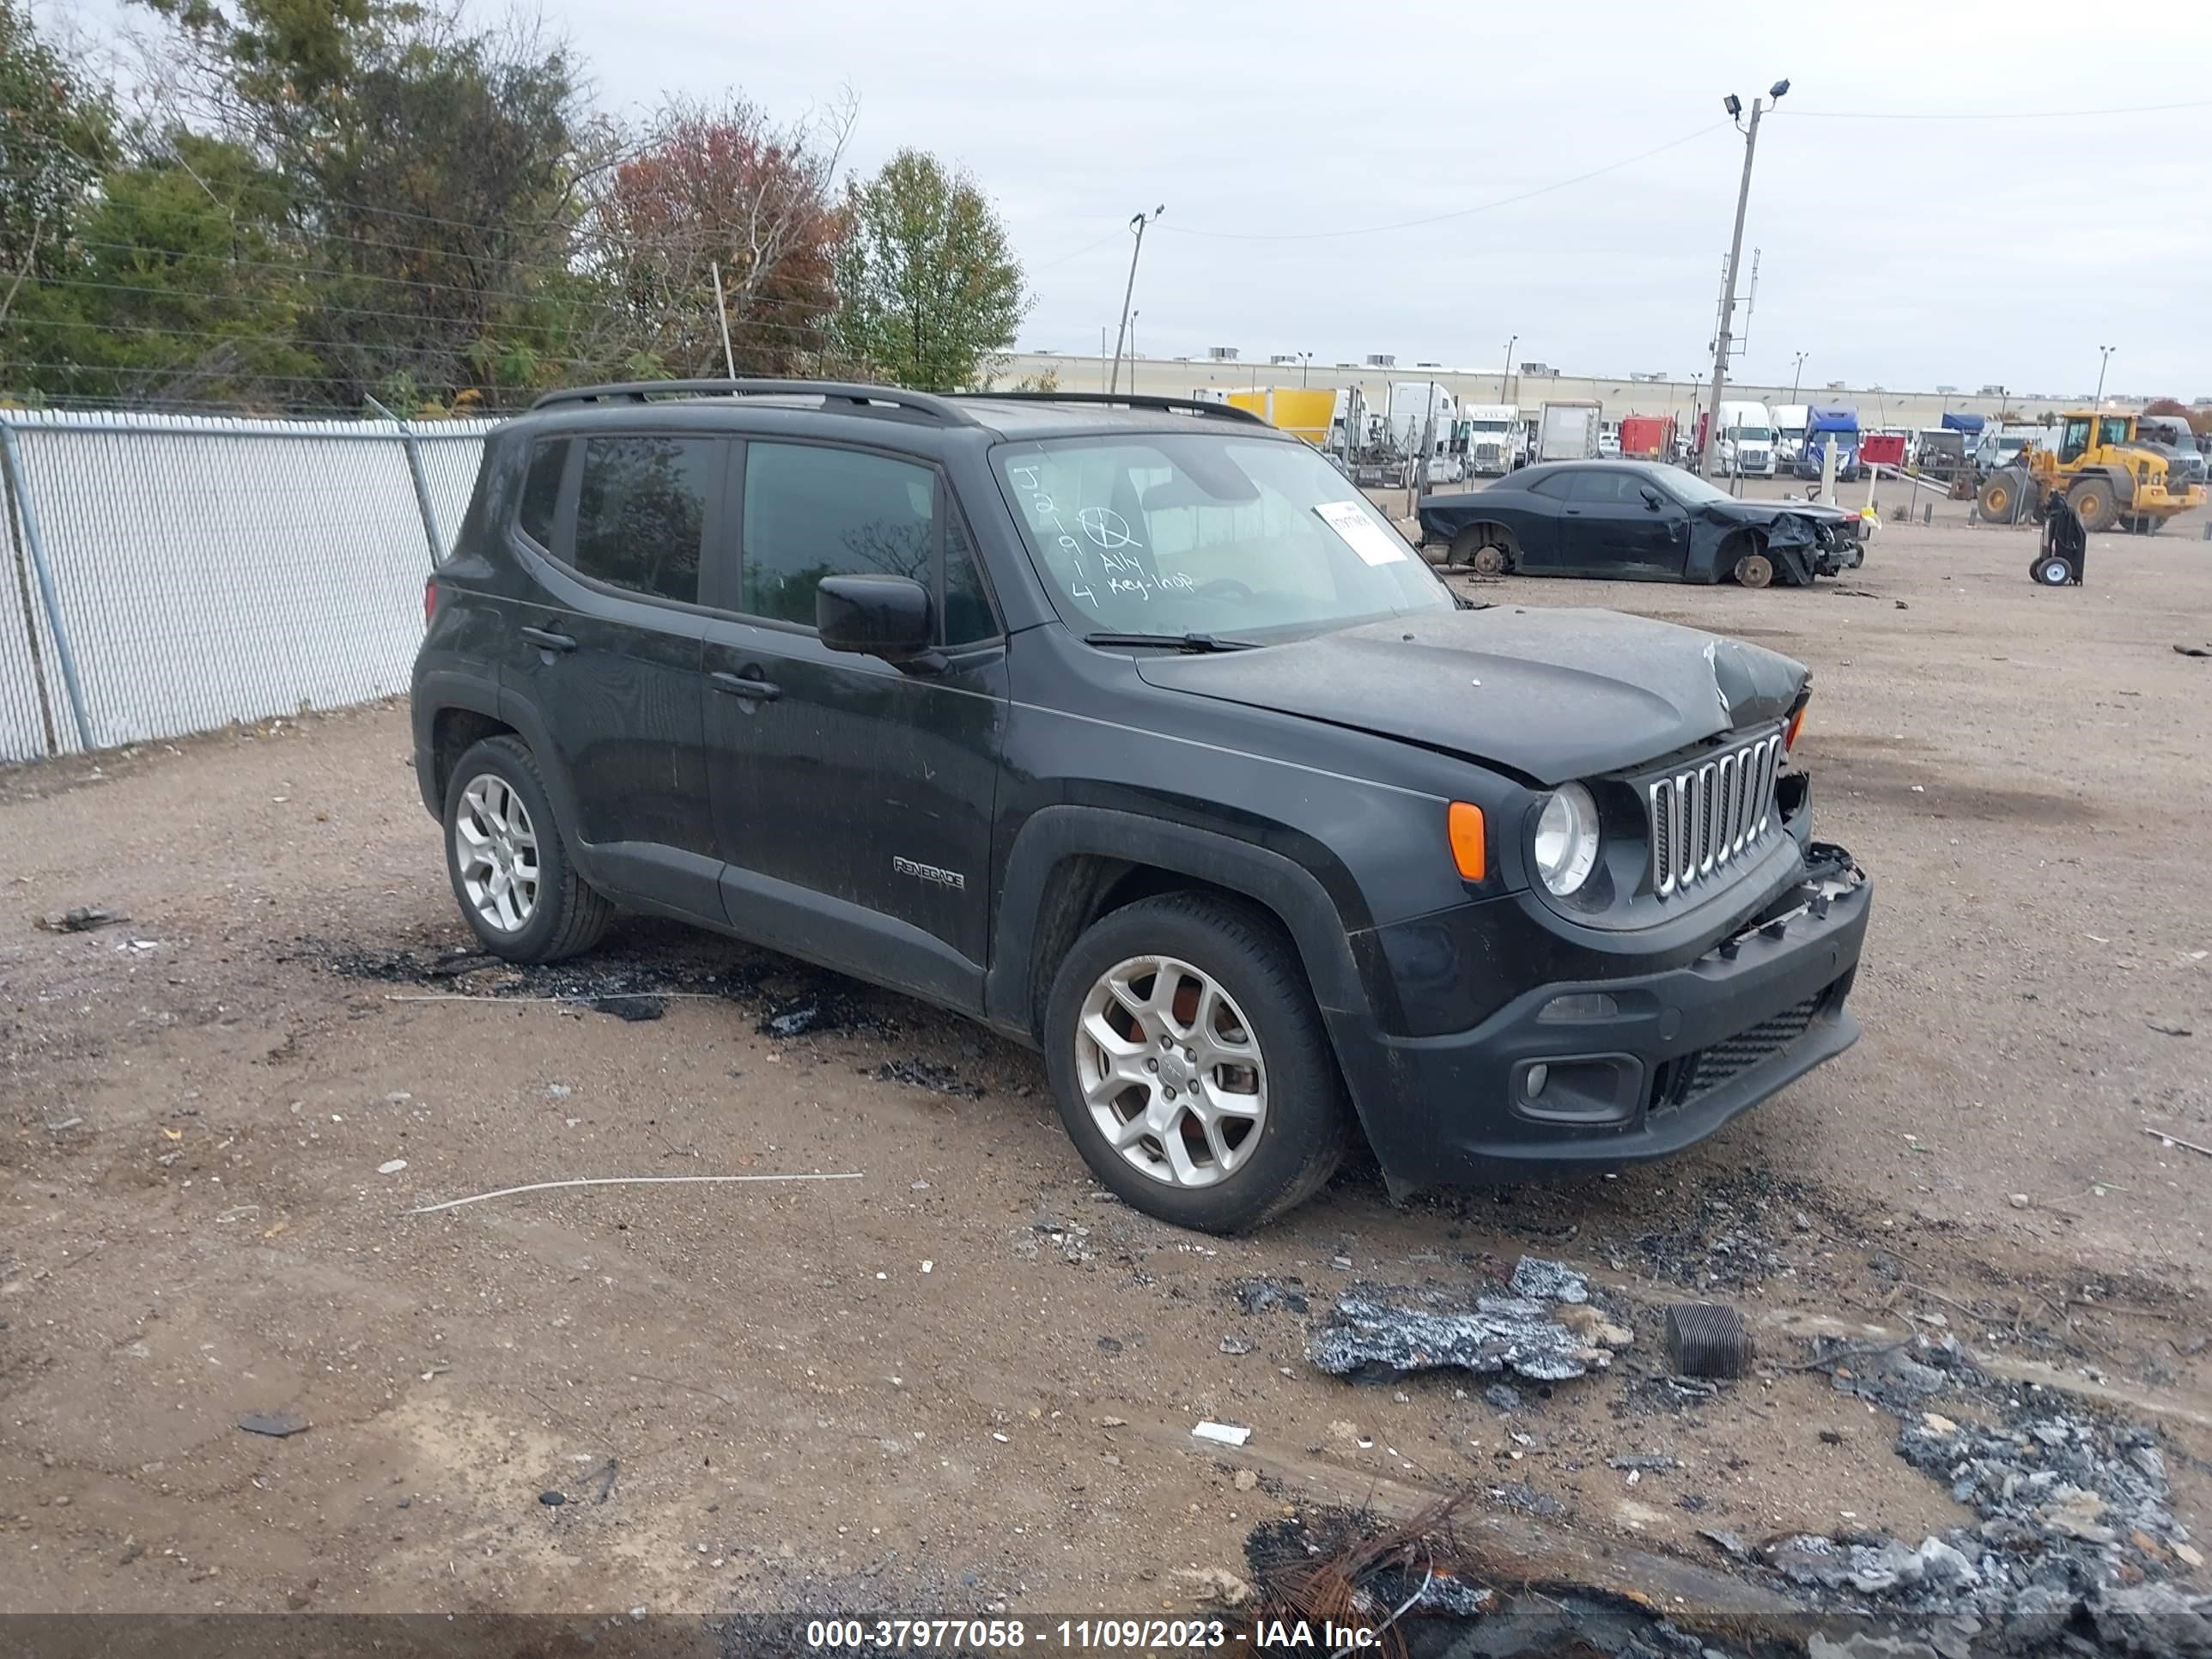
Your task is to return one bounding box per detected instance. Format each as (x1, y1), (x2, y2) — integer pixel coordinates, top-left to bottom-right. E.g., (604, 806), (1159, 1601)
(22, 268), (840, 337)
(1159, 122), (1726, 242)
(1784, 95), (2212, 121)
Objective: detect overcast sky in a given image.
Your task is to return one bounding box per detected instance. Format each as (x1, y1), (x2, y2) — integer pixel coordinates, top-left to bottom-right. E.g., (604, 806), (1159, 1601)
(64, 0), (2212, 397)
(560, 0), (2204, 398)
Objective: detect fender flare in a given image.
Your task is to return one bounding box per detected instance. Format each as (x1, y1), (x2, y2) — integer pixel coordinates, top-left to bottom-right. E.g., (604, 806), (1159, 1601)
(985, 805), (1378, 1044)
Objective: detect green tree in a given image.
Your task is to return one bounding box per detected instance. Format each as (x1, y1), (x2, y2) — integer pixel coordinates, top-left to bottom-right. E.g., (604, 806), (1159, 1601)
(831, 149), (1024, 392)
(132, 0), (606, 410)
(0, 0), (115, 382)
(13, 131), (323, 404)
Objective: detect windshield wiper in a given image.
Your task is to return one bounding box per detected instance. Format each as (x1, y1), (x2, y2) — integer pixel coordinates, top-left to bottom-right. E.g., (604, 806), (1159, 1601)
(1083, 630), (1258, 653)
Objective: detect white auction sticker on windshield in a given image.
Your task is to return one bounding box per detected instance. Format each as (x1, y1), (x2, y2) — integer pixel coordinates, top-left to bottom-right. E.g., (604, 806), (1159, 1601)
(1314, 501), (1408, 567)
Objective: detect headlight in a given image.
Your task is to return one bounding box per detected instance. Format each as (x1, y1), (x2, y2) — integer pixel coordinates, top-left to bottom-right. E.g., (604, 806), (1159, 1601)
(1534, 782), (1601, 896)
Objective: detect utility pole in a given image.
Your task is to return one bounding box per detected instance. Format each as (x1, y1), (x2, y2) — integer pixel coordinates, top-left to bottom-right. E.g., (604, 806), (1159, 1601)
(1700, 80), (1788, 477)
(1500, 334), (1516, 403)
(1108, 205), (1164, 395)
(1790, 350), (1808, 402)
(2094, 344), (2114, 405)
(709, 261), (738, 379)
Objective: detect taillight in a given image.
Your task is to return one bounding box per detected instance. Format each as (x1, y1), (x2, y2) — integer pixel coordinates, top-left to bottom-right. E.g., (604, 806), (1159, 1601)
(424, 579), (439, 624)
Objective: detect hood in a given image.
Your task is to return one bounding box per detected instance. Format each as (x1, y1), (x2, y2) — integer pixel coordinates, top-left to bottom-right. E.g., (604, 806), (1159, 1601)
(1133, 608), (1807, 785)
(1712, 497), (1851, 527)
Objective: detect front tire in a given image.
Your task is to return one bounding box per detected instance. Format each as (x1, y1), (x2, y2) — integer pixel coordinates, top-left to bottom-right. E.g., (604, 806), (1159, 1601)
(1043, 893), (1350, 1234)
(442, 735), (612, 963)
(2067, 477), (2119, 532)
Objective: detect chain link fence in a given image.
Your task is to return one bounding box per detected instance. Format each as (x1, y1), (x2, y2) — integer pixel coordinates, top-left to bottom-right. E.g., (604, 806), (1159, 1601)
(0, 410), (495, 763)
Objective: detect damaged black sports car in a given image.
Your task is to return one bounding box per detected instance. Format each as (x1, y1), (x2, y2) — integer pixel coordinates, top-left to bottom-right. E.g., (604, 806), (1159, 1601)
(1418, 460), (1865, 589)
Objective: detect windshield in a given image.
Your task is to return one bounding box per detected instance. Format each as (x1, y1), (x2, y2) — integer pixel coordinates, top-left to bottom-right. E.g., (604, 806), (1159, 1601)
(1729, 426), (1773, 443)
(1658, 469), (1735, 506)
(995, 434), (1453, 641)
(1468, 420), (1513, 433)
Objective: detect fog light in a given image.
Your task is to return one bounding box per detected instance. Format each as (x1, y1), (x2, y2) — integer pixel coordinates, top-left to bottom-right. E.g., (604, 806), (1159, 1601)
(1538, 992), (1620, 1021)
(1525, 1063), (1549, 1099)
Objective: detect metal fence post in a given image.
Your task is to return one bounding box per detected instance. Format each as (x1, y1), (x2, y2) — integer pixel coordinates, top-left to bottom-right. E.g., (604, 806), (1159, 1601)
(366, 396), (446, 567)
(0, 419), (94, 752)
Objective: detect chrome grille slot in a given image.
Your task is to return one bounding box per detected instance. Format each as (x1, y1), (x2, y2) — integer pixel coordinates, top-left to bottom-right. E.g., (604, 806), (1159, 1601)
(1648, 731), (1782, 898)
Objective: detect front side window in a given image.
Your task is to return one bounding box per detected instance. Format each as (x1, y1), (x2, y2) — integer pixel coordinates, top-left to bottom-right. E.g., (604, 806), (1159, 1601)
(1569, 470), (1636, 504)
(2061, 418), (2092, 461)
(2100, 416), (2130, 447)
(994, 434), (1450, 641)
(743, 443), (936, 626)
(571, 436), (715, 605)
(941, 514), (996, 646)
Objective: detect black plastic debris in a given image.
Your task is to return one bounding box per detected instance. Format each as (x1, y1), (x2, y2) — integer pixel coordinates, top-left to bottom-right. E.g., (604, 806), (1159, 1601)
(538, 1490), (566, 1507)
(589, 994), (665, 1022)
(1662, 1302), (1753, 1377)
(1309, 1291), (1604, 1384)
(236, 1410), (308, 1437)
(1229, 1275), (1310, 1316)
(869, 1059), (984, 1097)
(40, 905), (128, 933)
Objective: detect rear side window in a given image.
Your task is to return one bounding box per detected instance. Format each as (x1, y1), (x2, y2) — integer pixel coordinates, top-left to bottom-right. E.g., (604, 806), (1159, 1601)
(1528, 472), (1576, 499)
(517, 439), (565, 547)
(742, 443), (936, 626)
(572, 436), (716, 605)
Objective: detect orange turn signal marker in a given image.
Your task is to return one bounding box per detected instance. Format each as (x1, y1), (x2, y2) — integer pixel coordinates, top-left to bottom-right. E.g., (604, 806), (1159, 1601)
(1448, 802), (1487, 881)
(1784, 704), (1808, 751)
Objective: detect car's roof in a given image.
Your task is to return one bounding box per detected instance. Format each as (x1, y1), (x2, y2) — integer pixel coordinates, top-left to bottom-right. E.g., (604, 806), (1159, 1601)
(1501, 459), (1672, 487)
(505, 384), (1297, 448)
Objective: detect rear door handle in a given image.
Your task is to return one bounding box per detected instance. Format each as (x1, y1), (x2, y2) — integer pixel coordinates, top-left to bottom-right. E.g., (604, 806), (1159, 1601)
(711, 669), (781, 702)
(520, 626), (576, 653)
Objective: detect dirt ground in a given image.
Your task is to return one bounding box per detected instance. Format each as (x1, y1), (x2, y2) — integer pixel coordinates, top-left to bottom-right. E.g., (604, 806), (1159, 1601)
(3, 501), (2209, 1629)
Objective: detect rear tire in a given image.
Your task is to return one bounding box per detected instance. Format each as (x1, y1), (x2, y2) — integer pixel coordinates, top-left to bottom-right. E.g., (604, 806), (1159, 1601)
(442, 735), (612, 963)
(1043, 892), (1350, 1235)
(2032, 556), (2075, 586)
(1449, 526), (1513, 576)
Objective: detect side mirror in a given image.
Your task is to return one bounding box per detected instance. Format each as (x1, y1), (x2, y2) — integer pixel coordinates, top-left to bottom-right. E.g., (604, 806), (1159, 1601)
(1640, 485), (1663, 509)
(817, 574), (939, 668)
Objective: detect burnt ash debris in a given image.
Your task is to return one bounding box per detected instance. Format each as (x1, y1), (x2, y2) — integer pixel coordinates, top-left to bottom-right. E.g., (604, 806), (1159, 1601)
(1752, 1334), (2212, 1653)
(302, 930), (902, 1039)
(1309, 1259), (1615, 1385)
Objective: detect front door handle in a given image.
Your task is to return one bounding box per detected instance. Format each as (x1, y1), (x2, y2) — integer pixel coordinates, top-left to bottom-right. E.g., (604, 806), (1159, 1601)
(520, 626), (576, 653)
(711, 669), (781, 703)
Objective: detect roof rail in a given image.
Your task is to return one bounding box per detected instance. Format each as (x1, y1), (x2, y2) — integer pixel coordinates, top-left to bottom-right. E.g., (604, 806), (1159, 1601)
(528, 379), (981, 424)
(961, 391), (1272, 426)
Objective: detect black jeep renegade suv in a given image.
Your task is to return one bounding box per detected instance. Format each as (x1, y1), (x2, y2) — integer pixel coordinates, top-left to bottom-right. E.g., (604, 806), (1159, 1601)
(411, 380), (1871, 1233)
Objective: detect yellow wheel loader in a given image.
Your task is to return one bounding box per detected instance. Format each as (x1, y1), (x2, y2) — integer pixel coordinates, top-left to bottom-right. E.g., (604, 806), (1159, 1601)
(1977, 411), (2205, 532)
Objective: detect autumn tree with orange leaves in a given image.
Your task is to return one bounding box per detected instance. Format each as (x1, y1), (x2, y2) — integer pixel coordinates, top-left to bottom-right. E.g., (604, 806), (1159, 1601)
(585, 94), (855, 380)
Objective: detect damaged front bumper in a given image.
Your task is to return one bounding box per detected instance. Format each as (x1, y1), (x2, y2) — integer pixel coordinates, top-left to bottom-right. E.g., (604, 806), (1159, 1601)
(1770, 512), (1864, 582)
(1333, 846), (1870, 1192)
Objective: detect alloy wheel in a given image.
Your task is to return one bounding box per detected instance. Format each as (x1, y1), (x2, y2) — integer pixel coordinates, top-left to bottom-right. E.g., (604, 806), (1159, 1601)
(1074, 955), (1267, 1188)
(453, 772), (541, 933)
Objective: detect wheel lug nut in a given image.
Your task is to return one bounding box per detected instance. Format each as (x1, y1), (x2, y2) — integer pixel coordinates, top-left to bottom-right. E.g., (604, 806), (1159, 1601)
(1146, 1059), (1158, 1072)
(1183, 1048), (1195, 1062)
(1163, 1086), (1176, 1100)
